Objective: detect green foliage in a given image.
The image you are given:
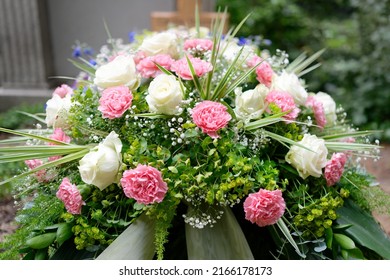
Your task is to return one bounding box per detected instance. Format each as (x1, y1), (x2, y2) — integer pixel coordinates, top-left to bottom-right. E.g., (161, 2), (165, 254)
(0, 189), (63, 260)
(0, 103), (44, 130)
(340, 168), (390, 215)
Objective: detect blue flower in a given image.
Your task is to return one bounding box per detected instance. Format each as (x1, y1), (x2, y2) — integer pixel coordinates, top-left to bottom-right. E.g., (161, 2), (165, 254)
(238, 36), (248, 46)
(72, 46), (82, 57)
(128, 31), (136, 43)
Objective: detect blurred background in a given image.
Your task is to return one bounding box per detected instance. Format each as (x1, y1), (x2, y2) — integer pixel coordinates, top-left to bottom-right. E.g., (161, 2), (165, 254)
(1, 0), (389, 237)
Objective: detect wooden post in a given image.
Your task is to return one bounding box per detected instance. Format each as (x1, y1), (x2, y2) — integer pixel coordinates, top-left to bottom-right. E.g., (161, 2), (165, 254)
(151, 0), (229, 32)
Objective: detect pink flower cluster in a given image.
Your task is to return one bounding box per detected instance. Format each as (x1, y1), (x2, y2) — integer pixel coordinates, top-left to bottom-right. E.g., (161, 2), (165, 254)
(53, 84), (73, 98)
(25, 159), (47, 182)
(136, 54), (175, 78)
(243, 189), (286, 227)
(184, 38), (213, 52)
(191, 101), (232, 139)
(265, 90), (300, 122)
(306, 95), (327, 129)
(56, 177), (85, 214)
(324, 153), (348, 186)
(48, 128), (71, 161)
(171, 56), (212, 80)
(98, 86), (133, 119)
(120, 164), (168, 205)
(247, 56), (274, 88)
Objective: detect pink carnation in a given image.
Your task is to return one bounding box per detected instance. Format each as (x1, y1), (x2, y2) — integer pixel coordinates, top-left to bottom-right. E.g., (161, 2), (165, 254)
(25, 159), (47, 182)
(48, 128), (71, 161)
(191, 101), (232, 139)
(324, 153), (348, 186)
(53, 84), (73, 98)
(133, 51), (146, 64)
(120, 164), (168, 205)
(49, 128), (71, 144)
(247, 55), (262, 68)
(265, 90), (300, 122)
(136, 54), (175, 78)
(255, 61), (274, 88)
(184, 38), (213, 52)
(56, 177), (85, 215)
(306, 95), (327, 129)
(247, 56), (274, 87)
(98, 86), (133, 119)
(171, 56), (212, 80)
(243, 189), (286, 227)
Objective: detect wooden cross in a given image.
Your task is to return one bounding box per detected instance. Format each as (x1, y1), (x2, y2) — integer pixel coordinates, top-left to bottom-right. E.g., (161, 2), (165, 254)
(151, 0), (229, 32)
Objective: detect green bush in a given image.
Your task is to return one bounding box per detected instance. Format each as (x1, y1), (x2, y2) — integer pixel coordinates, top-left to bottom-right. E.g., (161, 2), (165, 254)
(0, 103), (44, 130)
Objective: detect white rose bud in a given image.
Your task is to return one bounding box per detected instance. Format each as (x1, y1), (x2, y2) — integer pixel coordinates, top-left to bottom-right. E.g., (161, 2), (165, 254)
(273, 71), (308, 105)
(45, 93), (72, 128)
(139, 32), (178, 57)
(285, 134), (328, 179)
(234, 84), (268, 120)
(94, 55), (140, 90)
(78, 131), (123, 190)
(315, 91), (337, 126)
(146, 74), (183, 115)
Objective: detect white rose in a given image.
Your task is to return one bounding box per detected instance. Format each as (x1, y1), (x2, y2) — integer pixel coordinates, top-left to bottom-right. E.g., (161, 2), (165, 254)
(146, 74), (183, 115)
(315, 91), (337, 125)
(273, 71), (308, 105)
(222, 41), (255, 63)
(139, 32), (178, 57)
(45, 93), (72, 128)
(94, 55), (140, 90)
(285, 134), (328, 179)
(78, 131), (123, 190)
(234, 84), (268, 120)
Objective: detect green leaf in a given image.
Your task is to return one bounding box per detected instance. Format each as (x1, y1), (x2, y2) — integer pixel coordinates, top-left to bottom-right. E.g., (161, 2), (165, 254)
(168, 166), (178, 173)
(96, 213), (156, 260)
(336, 199), (390, 259)
(334, 233), (356, 250)
(286, 49), (325, 76)
(244, 112), (287, 131)
(184, 54), (205, 99)
(325, 227), (333, 249)
(68, 59), (95, 76)
(276, 218), (306, 258)
(56, 223), (74, 246)
(322, 130), (381, 140)
(0, 127), (69, 146)
(16, 111), (46, 124)
(185, 206), (254, 259)
(0, 149), (89, 186)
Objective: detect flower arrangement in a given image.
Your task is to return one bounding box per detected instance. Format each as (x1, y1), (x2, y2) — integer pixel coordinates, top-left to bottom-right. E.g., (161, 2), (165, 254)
(1, 13), (389, 260)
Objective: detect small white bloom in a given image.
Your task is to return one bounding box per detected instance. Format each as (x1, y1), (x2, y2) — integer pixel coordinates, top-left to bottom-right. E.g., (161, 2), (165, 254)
(45, 93), (72, 128)
(146, 74), (184, 115)
(94, 55), (140, 90)
(285, 134), (328, 179)
(234, 84), (268, 121)
(315, 91), (337, 125)
(273, 71), (308, 105)
(78, 131), (123, 190)
(139, 31), (178, 57)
